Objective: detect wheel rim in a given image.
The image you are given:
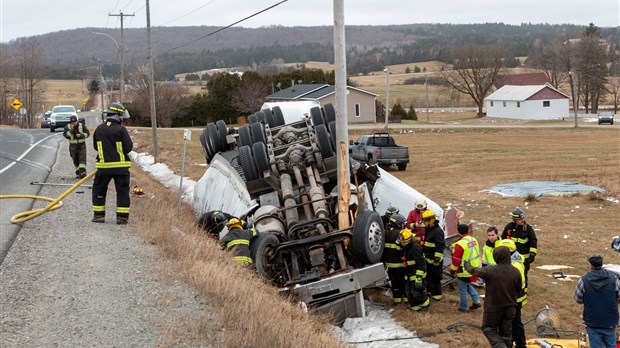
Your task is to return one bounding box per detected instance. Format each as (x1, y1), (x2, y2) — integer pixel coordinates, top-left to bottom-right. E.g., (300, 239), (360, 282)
(367, 220), (383, 254)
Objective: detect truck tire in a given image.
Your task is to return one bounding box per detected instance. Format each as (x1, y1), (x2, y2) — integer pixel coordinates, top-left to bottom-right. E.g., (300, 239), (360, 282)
(328, 121), (337, 151)
(207, 122), (221, 153)
(263, 109), (276, 128)
(250, 122), (266, 144)
(315, 124), (333, 159)
(248, 114), (258, 124)
(238, 145), (258, 181)
(253, 142), (269, 177)
(351, 210), (384, 265)
(250, 232), (279, 281)
(216, 120), (228, 151)
(238, 125), (252, 148)
(255, 111), (266, 124)
(324, 103), (336, 123)
(310, 106), (324, 126)
(397, 163), (407, 171)
(201, 127), (215, 161)
(272, 106), (285, 126)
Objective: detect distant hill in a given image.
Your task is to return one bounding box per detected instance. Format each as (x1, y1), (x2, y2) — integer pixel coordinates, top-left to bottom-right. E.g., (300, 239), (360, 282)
(3, 23), (618, 79)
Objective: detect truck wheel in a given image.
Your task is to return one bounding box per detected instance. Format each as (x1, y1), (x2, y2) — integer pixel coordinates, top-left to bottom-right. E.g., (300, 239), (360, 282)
(397, 163), (407, 171)
(216, 120), (228, 150)
(201, 127), (215, 161)
(263, 109), (276, 128)
(310, 106), (324, 126)
(238, 126), (252, 148)
(351, 210), (384, 265)
(199, 131), (213, 163)
(239, 145), (258, 181)
(207, 122), (221, 153)
(328, 121), (337, 151)
(324, 103), (336, 123)
(250, 122), (266, 144)
(272, 106), (285, 126)
(255, 111), (266, 124)
(253, 142), (269, 177)
(248, 114), (258, 124)
(251, 232), (279, 281)
(315, 124), (333, 159)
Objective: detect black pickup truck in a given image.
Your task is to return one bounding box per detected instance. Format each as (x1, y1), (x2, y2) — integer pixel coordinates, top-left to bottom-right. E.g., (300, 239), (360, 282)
(349, 133), (410, 171)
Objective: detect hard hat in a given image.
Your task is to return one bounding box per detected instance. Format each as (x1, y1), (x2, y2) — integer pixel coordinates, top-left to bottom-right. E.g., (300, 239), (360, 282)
(70, 115), (78, 122)
(227, 217), (243, 230)
(387, 213), (406, 229)
(386, 206), (399, 216)
(511, 208), (525, 219)
(496, 239), (517, 253)
(421, 210), (436, 220)
(414, 198), (427, 210)
(106, 102), (130, 119)
(398, 229), (414, 244)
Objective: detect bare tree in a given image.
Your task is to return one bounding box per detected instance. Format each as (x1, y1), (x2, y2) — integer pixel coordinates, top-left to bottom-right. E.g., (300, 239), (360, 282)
(441, 44), (506, 117)
(15, 38), (45, 128)
(526, 39), (570, 88)
(231, 78), (269, 114)
(577, 23), (608, 114)
(0, 43), (16, 125)
(608, 77), (620, 114)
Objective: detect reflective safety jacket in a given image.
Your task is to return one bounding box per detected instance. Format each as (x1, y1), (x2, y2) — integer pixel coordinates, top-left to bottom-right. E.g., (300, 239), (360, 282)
(383, 227), (404, 269)
(220, 227), (258, 266)
(450, 234), (481, 278)
(502, 222), (537, 261)
(482, 238), (500, 266)
(422, 223), (445, 266)
(403, 241), (427, 282)
(63, 122), (90, 144)
(511, 252), (527, 306)
(93, 118), (133, 173)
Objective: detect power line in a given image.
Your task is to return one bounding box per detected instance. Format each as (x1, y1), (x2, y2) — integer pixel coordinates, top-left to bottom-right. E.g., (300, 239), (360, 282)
(159, 0), (219, 26)
(164, 0), (288, 53)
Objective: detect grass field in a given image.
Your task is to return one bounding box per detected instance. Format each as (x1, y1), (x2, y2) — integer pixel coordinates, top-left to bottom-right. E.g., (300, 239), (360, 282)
(128, 113), (620, 346)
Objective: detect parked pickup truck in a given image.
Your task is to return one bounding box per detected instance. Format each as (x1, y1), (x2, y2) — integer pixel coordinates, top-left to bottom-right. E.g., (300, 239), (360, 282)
(349, 133), (409, 171)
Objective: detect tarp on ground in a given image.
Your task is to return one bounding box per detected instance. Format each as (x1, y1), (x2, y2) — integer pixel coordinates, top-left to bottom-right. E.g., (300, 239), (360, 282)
(483, 181), (607, 197)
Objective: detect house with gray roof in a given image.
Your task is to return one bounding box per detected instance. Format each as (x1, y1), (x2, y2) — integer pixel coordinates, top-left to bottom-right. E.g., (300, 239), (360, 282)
(266, 84), (378, 123)
(484, 83), (569, 120)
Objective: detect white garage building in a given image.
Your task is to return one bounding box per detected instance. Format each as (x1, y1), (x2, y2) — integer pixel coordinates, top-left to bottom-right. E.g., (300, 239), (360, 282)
(484, 83), (569, 120)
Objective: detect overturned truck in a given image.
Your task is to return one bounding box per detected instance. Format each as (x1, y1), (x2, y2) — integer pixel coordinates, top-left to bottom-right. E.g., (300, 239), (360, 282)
(193, 104), (452, 322)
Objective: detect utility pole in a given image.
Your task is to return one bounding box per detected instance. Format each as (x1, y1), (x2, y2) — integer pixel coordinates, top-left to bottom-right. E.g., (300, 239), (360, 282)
(109, 11), (134, 104)
(384, 66), (390, 129)
(569, 70), (579, 128)
(146, 0), (159, 159)
(425, 74), (429, 122)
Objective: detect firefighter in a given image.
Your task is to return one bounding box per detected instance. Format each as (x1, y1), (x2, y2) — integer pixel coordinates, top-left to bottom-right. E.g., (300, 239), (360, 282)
(399, 228), (429, 311)
(91, 102), (133, 224)
(198, 210), (232, 239)
(63, 115), (90, 179)
(382, 213), (407, 304)
(220, 217), (257, 266)
(450, 224), (482, 312)
(502, 207), (537, 286)
(406, 198), (427, 240)
(382, 206), (400, 230)
(496, 239), (527, 348)
(421, 209), (445, 301)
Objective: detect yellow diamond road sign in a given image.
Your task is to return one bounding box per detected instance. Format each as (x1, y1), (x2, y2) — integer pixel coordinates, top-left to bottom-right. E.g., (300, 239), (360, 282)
(11, 98), (22, 110)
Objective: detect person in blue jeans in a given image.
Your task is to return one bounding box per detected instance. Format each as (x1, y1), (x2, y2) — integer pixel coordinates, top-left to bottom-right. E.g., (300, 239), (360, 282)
(574, 253), (620, 348)
(450, 224), (482, 312)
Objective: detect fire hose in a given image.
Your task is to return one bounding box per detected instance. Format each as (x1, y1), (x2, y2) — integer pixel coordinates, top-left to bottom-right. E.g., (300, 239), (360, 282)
(0, 170), (97, 224)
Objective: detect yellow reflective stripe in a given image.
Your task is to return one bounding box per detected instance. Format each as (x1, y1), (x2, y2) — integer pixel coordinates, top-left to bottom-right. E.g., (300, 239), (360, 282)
(93, 205), (105, 212)
(226, 239), (250, 248)
(97, 141), (104, 161)
(393, 298), (403, 303)
(68, 139), (86, 144)
(529, 248), (537, 254)
(517, 295), (527, 304)
(116, 142), (125, 162)
(450, 264), (458, 271)
(234, 256), (252, 265)
(78, 164), (87, 169)
(415, 270), (426, 277)
(514, 237), (528, 244)
(95, 161), (131, 168)
(405, 260), (416, 266)
(385, 262), (404, 268)
(385, 243), (401, 250)
(434, 252), (443, 259)
(116, 207), (130, 214)
(425, 242), (436, 247)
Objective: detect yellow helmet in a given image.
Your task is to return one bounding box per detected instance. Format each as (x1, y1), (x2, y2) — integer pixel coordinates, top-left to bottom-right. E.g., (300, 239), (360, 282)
(421, 209), (436, 226)
(227, 217), (243, 230)
(495, 239), (517, 253)
(398, 228), (414, 244)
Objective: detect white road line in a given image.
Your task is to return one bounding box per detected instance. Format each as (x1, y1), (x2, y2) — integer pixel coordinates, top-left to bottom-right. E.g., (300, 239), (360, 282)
(0, 134), (58, 174)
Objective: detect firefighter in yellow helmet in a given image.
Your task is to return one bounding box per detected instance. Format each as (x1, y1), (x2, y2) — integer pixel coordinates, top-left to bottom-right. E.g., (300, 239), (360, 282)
(219, 217), (257, 266)
(421, 209), (445, 301)
(495, 238), (527, 348)
(382, 213), (407, 304)
(398, 228), (430, 311)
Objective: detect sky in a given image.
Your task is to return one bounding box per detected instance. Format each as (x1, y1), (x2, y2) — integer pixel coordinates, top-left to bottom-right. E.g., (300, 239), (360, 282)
(1, 0), (618, 43)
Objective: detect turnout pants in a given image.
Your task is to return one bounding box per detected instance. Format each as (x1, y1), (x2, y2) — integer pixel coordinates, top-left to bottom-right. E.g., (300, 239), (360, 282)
(69, 143), (87, 175)
(92, 171), (130, 219)
(387, 267), (406, 303)
(407, 279), (430, 310)
(426, 263), (443, 298)
(512, 304), (526, 348)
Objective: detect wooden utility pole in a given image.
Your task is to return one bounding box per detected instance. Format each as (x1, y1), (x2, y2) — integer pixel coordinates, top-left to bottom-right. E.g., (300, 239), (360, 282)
(108, 11), (134, 104)
(146, 0), (159, 159)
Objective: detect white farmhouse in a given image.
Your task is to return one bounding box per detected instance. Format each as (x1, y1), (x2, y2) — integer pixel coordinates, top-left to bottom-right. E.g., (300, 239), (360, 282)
(484, 83), (569, 120)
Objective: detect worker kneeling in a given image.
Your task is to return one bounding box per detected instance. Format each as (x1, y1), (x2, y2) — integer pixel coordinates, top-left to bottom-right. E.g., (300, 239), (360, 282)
(220, 217), (257, 266)
(399, 228), (430, 311)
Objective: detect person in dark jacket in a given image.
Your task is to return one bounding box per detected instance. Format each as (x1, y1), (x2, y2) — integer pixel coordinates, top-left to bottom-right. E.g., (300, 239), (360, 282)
(466, 246), (522, 348)
(399, 228), (429, 311)
(91, 102), (133, 224)
(220, 217), (257, 266)
(382, 213), (407, 304)
(574, 253), (620, 348)
(63, 115), (90, 179)
(421, 209), (445, 301)
(502, 207), (537, 286)
(198, 210), (232, 239)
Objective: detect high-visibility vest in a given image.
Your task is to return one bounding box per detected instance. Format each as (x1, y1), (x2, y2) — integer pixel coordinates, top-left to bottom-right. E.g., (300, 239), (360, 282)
(454, 235), (480, 278)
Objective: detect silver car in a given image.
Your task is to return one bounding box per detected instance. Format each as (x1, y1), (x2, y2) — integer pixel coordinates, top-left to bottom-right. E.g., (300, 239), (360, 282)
(49, 105), (77, 132)
(598, 112), (614, 125)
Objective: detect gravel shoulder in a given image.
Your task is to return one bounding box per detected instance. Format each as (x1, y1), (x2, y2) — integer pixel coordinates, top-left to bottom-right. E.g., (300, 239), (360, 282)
(0, 138), (215, 347)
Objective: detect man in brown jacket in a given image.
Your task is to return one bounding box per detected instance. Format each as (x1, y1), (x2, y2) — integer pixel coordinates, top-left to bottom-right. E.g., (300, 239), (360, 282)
(466, 246), (522, 348)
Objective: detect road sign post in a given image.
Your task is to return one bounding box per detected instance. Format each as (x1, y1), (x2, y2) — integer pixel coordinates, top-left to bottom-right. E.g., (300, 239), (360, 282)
(11, 98), (22, 110)
(177, 129), (191, 215)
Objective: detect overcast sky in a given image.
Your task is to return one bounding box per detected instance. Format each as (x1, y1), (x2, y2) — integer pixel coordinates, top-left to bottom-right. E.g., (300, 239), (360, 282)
(1, 0), (618, 43)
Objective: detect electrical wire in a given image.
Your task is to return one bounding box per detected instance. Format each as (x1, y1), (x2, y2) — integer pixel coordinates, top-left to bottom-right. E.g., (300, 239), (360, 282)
(159, 0), (219, 26)
(163, 0), (288, 53)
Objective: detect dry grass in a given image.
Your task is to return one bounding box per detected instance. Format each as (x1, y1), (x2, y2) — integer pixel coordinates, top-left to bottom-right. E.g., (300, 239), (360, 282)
(130, 115), (619, 346)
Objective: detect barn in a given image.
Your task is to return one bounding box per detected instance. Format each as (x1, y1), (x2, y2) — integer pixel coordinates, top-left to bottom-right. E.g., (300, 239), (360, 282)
(484, 83), (570, 120)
